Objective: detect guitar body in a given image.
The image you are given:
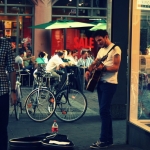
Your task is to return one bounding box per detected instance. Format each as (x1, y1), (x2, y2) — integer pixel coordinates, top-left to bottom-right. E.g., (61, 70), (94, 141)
(86, 45), (116, 92)
(86, 70), (102, 92)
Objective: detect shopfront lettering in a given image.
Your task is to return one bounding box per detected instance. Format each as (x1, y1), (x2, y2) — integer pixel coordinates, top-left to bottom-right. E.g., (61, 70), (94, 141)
(74, 37), (94, 49)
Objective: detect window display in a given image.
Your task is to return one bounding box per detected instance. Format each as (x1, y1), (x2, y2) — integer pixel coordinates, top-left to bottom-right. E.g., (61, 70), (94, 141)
(129, 0), (150, 131)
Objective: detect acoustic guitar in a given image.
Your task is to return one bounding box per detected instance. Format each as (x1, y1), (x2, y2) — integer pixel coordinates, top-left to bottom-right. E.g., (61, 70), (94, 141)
(86, 45), (116, 92)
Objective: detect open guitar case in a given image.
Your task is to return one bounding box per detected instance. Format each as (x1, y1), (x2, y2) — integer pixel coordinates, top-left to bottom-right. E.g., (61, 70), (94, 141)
(9, 133), (74, 150)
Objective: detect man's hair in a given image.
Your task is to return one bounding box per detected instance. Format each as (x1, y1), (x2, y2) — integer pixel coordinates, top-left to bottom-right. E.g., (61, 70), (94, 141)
(38, 52), (45, 58)
(72, 49), (78, 54)
(57, 51), (64, 56)
(66, 49), (71, 55)
(19, 49), (24, 56)
(81, 50), (88, 55)
(93, 29), (108, 38)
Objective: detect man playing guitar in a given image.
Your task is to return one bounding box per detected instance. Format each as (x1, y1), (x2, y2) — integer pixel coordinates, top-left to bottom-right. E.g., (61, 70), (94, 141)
(85, 30), (121, 149)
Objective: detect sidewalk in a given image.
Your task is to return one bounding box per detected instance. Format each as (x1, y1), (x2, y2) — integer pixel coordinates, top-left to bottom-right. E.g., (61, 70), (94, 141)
(8, 87), (143, 150)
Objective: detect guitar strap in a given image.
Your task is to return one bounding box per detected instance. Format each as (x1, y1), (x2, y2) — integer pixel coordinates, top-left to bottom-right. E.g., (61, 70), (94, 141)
(101, 44), (116, 61)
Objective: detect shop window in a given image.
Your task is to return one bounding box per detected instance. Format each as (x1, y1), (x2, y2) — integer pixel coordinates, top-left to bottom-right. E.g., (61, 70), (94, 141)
(78, 9), (91, 16)
(52, 8), (75, 16)
(53, 0), (77, 6)
(129, 0), (150, 131)
(93, 0), (107, 8)
(7, 6), (32, 14)
(7, 0), (31, 4)
(0, 6), (4, 13)
(92, 9), (106, 17)
(78, 0), (91, 7)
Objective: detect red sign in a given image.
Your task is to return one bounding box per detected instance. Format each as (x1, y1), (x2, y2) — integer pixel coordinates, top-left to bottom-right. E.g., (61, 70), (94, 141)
(74, 37), (94, 49)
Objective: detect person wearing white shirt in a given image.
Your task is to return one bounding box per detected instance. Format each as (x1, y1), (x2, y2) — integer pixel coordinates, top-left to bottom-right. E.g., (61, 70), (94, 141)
(15, 50), (24, 69)
(46, 51), (66, 82)
(85, 30), (121, 149)
(77, 51), (93, 68)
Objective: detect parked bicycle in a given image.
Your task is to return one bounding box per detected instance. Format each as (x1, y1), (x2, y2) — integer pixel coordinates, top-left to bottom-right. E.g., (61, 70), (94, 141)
(10, 75), (23, 121)
(25, 65), (87, 122)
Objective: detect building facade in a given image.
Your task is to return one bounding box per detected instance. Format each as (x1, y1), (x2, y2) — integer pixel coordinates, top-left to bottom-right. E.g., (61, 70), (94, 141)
(0, 0), (34, 52)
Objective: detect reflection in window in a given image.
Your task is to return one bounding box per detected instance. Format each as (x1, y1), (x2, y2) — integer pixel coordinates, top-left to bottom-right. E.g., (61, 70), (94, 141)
(93, 9), (106, 17)
(0, 6), (4, 13)
(7, 0), (31, 4)
(93, 0), (106, 7)
(7, 6), (32, 14)
(54, 0), (76, 6)
(78, 9), (91, 16)
(52, 8), (76, 16)
(78, 0), (91, 7)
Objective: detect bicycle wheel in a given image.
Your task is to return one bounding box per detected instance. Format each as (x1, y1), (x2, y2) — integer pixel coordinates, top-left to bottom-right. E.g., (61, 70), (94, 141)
(55, 88), (87, 122)
(25, 88), (56, 122)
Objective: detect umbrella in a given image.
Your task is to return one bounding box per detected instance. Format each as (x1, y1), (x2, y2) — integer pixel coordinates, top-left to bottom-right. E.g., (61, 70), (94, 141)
(90, 19), (107, 25)
(89, 23), (107, 31)
(29, 19), (94, 29)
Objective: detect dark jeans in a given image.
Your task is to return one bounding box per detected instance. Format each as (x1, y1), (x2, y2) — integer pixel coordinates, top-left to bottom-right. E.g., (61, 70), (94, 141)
(0, 93), (9, 150)
(97, 81), (117, 143)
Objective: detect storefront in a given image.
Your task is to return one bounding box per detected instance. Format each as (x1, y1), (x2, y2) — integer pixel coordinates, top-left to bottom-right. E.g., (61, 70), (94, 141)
(127, 0), (150, 149)
(0, 0), (34, 53)
(51, 0), (108, 57)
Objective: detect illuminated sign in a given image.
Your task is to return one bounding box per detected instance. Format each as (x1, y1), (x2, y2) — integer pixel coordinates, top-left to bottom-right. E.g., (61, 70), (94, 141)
(137, 0), (150, 10)
(74, 37), (94, 49)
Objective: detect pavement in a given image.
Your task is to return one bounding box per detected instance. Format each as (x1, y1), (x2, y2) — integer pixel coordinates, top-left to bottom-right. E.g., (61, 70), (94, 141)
(8, 87), (143, 150)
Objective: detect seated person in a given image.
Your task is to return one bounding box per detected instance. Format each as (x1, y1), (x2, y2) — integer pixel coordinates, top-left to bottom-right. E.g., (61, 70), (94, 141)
(23, 49), (35, 85)
(77, 51), (93, 68)
(46, 51), (67, 88)
(35, 51), (48, 68)
(87, 50), (94, 63)
(65, 49), (78, 65)
(77, 50), (93, 90)
(23, 49), (35, 70)
(33, 51), (48, 78)
(15, 50), (24, 69)
(15, 50), (31, 85)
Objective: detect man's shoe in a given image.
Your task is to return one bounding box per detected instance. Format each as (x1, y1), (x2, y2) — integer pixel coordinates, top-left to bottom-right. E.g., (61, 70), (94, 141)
(90, 141), (109, 149)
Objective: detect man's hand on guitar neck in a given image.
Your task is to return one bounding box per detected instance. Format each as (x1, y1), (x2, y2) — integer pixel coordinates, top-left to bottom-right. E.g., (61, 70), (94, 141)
(95, 63), (104, 71)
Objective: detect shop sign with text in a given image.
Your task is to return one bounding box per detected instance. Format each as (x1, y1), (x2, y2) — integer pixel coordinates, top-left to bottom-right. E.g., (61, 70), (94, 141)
(73, 37), (94, 49)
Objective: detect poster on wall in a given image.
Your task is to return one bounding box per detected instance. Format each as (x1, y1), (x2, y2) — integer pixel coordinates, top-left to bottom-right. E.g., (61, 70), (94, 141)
(12, 22), (17, 28)
(5, 29), (11, 36)
(51, 29), (64, 55)
(12, 29), (17, 36)
(5, 21), (11, 28)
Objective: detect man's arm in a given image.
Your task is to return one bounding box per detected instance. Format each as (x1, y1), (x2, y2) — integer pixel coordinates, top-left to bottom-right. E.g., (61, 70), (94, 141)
(100, 54), (121, 72)
(59, 63), (66, 68)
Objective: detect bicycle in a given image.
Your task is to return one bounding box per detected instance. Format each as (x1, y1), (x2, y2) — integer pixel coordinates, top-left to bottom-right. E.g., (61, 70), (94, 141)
(25, 66), (87, 122)
(25, 68), (56, 122)
(10, 75), (23, 121)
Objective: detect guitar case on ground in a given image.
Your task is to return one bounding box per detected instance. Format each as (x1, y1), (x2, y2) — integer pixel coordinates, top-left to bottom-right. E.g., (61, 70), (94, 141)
(9, 133), (74, 150)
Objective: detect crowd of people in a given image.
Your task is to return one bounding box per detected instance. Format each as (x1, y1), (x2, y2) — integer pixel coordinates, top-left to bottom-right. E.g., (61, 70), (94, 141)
(14, 43), (94, 88)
